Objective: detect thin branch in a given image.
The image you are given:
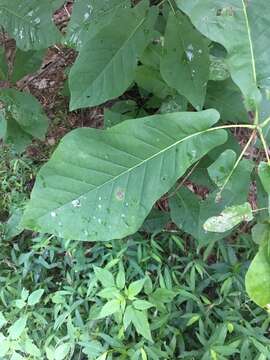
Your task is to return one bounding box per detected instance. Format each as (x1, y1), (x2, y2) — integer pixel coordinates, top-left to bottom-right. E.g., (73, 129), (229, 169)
(258, 128), (270, 164)
(217, 130), (257, 196)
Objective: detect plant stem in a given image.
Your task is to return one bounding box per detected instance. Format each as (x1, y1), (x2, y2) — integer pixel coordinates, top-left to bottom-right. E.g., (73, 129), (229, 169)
(167, 161), (200, 198)
(209, 124), (256, 131)
(252, 207), (268, 213)
(217, 130), (256, 196)
(156, 0), (167, 7)
(260, 116), (270, 128)
(167, 0), (176, 14)
(258, 128), (270, 164)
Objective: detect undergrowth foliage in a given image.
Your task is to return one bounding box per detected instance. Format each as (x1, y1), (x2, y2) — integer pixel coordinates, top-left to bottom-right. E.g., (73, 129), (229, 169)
(1, 0), (270, 358)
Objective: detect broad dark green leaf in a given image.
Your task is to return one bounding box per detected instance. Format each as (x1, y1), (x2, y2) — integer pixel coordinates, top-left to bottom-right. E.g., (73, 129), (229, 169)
(206, 79), (249, 123)
(104, 100), (138, 128)
(11, 49), (45, 82)
(207, 149), (236, 188)
(258, 162), (270, 220)
(0, 89), (49, 152)
(65, 0), (131, 49)
(176, 0), (270, 109)
(159, 94), (188, 114)
(160, 11), (209, 109)
(0, 0), (61, 50)
(258, 162), (270, 195)
(252, 223), (270, 245)
(69, 2), (158, 110)
(22, 110), (226, 242)
(140, 42), (162, 70)
(246, 242), (270, 308)
(0, 46), (8, 80)
(141, 208), (170, 233)
(135, 65), (173, 99)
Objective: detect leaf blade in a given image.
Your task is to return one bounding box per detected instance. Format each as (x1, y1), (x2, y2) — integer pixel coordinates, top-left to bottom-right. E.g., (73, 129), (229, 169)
(69, 3), (158, 109)
(22, 110), (227, 241)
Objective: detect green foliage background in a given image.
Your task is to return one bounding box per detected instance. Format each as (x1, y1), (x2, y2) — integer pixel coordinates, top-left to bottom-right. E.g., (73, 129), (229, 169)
(1, 0), (270, 358)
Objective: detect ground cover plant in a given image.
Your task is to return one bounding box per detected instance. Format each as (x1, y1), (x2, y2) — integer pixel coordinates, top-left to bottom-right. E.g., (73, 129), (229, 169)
(1, 0), (270, 358)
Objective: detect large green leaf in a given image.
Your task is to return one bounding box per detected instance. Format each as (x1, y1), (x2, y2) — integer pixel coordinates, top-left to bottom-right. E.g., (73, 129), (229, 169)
(160, 11), (209, 110)
(246, 242), (270, 308)
(65, 0), (131, 49)
(0, 89), (49, 152)
(22, 110), (227, 241)
(0, 0), (61, 50)
(69, 1), (158, 110)
(176, 0), (270, 109)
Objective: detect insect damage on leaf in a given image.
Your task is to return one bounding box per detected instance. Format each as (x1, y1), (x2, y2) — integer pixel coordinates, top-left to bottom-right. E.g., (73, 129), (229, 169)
(203, 203), (253, 233)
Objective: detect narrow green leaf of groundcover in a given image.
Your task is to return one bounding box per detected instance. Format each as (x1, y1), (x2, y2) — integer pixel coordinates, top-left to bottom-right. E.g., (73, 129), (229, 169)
(22, 110), (227, 242)
(0, 89), (49, 152)
(98, 299), (121, 319)
(25, 339), (41, 357)
(54, 343), (70, 360)
(116, 262), (126, 290)
(0, 312), (7, 329)
(0, 0), (61, 51)
(246, 242), (270, 308)
(69, 1), (158, 110)
(27, 289), (44, 306)
(176, 0), (270, 109)
(160, 11), (209, 110)
(125, 306), (152, 342)
(203, 202), (253, 233)
(133, 300), (153, 310)
(94, 266), (115, 288)
(8, 315), (27, 339)
(205, 79), (249, 123)
(128, 279), (145, 298)
(5, 208), (23, 240)
(65, 0), (131, 49)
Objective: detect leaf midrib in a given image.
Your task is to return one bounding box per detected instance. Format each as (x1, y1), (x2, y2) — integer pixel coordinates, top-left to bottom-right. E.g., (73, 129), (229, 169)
(241, 0), (257, 87)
